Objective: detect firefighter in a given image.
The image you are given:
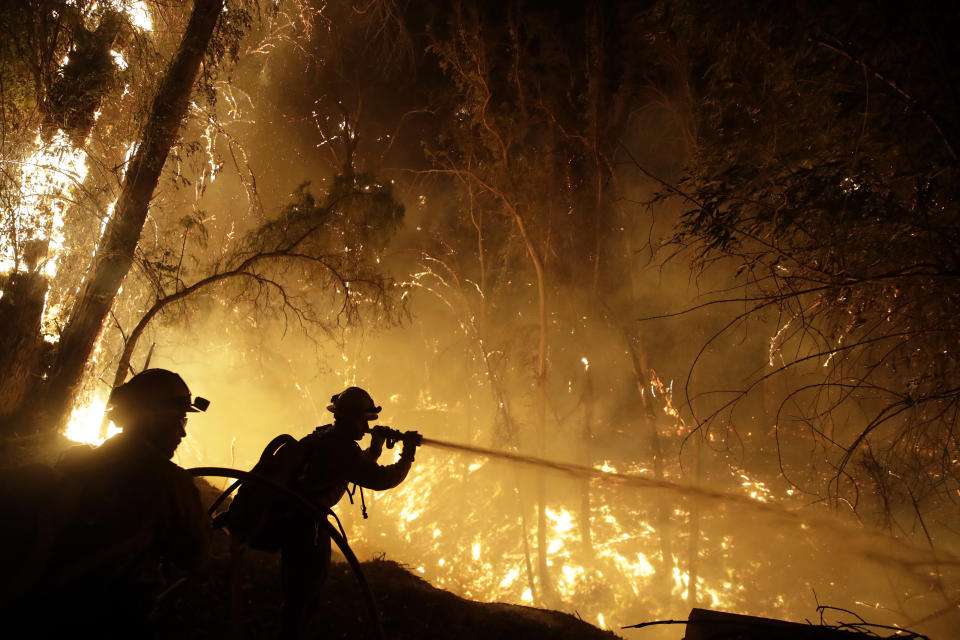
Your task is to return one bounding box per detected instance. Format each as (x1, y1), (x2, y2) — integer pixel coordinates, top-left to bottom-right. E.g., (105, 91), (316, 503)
(276, 386), (420, 639)
(13, 368), (212, 637)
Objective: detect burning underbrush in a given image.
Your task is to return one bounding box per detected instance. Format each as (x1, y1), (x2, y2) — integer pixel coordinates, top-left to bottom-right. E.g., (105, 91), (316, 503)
(333, 448), (803, 630)
(285, 443), (959, 638)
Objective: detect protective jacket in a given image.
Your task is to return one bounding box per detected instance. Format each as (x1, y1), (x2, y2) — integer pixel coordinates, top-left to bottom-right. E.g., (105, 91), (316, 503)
(293, 424), (413, 508)
(53, 432), (211, 585)
(5, 433), (211, 636)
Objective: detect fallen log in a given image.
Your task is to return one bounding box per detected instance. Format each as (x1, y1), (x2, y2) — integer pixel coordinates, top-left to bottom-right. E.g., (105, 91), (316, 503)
(626, 608), (926, 640)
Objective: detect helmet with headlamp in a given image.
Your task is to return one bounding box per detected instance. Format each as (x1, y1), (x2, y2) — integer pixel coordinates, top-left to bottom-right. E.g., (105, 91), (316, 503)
(326, 387), (380, 420)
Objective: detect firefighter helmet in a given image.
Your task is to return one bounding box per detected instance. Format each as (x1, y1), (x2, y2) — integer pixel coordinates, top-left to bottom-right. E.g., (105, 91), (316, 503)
(326, 386), (381, 419)
(109, 368), (209, 414)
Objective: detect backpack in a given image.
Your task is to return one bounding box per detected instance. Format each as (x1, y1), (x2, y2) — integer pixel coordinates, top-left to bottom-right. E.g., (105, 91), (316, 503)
(212, 434), (307, 552)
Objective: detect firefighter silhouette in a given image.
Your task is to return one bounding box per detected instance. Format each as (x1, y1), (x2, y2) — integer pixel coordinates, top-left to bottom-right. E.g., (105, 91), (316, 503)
(3, 369), (212, 637)
(216, 386), (420, 639)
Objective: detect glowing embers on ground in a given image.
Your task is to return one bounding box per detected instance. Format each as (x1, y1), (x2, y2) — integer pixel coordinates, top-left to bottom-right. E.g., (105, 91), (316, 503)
(737, 471), (775, 503)
(342, 446), (740, 631)
(593, 504), (657, 591)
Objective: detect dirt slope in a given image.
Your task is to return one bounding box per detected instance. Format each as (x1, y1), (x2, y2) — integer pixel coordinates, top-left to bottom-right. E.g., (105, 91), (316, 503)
(156, 546), (620, 640)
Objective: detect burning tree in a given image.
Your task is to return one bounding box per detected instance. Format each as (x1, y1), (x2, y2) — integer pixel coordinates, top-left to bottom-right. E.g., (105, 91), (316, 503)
(0, 0), (232, 434)
(1, 0), (403, 438)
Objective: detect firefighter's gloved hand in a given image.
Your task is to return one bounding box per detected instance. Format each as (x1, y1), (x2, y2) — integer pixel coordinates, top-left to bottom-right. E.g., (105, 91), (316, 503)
(400, 431), (421, 462)
(369, 425), (392, 438)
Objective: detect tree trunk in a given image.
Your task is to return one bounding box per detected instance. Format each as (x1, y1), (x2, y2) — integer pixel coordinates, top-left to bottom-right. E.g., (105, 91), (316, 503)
(518, 494), (537, 603)
(579, 366), (594, 557)
(0, 272), (50, 432)
(34, 0), (225, 432)
(687, 434), (702, 609)
(516, 211), (557, 607)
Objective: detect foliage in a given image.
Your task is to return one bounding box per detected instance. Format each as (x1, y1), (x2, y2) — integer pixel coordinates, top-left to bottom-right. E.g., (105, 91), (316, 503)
(651, 0), (960, 527)
(224, 177), (403, 326)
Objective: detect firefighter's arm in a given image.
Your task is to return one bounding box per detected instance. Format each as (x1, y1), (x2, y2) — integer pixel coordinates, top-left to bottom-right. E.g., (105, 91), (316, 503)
(364, 430), (386, 461)
(346, 445), (413, 491)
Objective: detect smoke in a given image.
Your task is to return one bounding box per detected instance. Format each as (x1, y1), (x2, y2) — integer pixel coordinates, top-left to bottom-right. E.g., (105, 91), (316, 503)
(57, 3), (960, 638)
(137, 277), (958, 638)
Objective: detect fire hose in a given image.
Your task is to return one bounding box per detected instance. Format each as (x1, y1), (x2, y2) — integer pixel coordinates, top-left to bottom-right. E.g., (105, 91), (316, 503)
(187, 466), (384, 640)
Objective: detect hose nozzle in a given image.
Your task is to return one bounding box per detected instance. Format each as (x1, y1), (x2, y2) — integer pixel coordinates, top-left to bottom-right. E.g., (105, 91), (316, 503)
(368, 425), (422, 449)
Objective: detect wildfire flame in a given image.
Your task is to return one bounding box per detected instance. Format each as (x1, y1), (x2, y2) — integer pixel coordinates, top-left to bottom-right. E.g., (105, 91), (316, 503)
(121, 0), (153, 32)
(1, 131), (89, 279)
(65, 394), (119, 446)
(335, 443), (743, 630)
